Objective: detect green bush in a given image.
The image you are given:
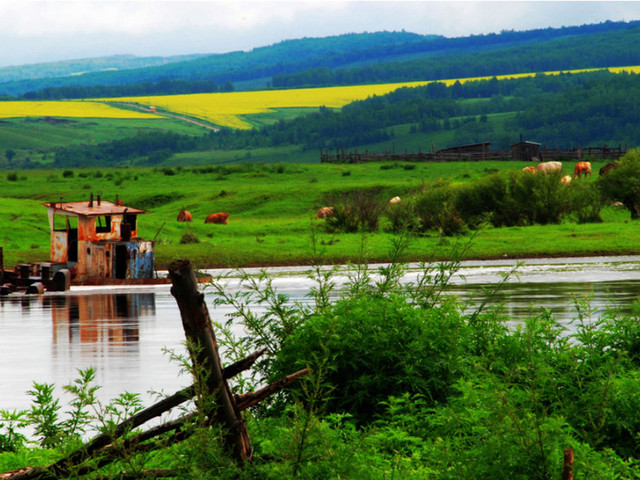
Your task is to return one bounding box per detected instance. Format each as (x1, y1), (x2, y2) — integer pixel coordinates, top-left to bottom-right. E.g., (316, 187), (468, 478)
(569, 178), (605, 223)
(385, 199), (420, 233)
(598, 148), (640, 218)
(414, 180), (466, 235)
(323, 190), (386, 233)
(270, 294), (466, 424)
(456, 170), (572, 227)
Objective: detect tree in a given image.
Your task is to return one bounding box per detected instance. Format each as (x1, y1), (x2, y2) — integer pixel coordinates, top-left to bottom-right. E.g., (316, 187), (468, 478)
(598, 149), (640, 218)
(5, 149), (15, 163)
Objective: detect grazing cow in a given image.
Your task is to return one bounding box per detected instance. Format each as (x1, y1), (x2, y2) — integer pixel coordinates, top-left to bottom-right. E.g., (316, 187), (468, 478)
(388, 196), (402, 205)
(522, 166), (537, 174)
(560, 175), (572, 186)
(204, 212), (229, 224)
(599, 161), (618, 176)
(316, 207), (334, 219)
(177, 209), (192, 222)
(573, 161), (592, 179)
(536, 161), (562, 174)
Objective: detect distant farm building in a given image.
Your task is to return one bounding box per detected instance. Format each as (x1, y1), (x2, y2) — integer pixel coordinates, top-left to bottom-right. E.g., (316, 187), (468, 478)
(511, 140), (542, 162)
(434, 142), (492, 160)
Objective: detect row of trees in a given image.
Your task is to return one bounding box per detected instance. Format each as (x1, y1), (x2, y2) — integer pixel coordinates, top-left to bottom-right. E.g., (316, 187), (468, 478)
(272, 24), (640, 87)
(20, 79), (234, 100)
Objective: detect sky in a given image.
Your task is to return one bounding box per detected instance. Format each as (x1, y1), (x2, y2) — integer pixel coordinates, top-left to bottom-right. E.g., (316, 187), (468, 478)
(0, 0), (639, 68)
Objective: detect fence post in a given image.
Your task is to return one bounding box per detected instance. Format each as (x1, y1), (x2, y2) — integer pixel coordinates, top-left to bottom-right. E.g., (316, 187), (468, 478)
(169, 259), (252, 463)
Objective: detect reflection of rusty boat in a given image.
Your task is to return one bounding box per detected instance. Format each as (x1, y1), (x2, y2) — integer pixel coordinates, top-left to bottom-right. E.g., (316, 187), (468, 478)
(1, 194), (165, 294)
(48, 293), (156, 345)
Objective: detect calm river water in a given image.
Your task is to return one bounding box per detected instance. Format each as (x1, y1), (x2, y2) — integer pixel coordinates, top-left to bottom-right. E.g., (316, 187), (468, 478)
(3, 255), (640, 413)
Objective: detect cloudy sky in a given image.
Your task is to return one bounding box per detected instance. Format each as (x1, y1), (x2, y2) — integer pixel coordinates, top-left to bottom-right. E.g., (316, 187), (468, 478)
(0, 1), (639, 67)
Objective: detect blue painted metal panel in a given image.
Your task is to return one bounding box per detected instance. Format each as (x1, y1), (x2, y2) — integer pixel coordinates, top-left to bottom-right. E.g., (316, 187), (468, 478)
(126, 241), (154, 279)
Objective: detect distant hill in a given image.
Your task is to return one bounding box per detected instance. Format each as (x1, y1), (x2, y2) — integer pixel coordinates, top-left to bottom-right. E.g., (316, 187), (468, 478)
(0, 53), (207, 84)
(2, 20), (639, 97)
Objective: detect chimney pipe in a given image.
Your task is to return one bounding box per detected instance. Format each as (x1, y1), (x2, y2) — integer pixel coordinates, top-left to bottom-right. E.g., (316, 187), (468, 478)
(89, 192), (94, 208)
(97, 193), (101, 206)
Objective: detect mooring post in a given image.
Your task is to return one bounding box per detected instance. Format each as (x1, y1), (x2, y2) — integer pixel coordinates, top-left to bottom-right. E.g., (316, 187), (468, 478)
(168, 260), (252, 463)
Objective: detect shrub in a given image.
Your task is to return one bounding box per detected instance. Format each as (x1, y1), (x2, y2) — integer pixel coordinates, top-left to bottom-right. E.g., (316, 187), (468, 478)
(457, 170), (572, 227)
(180, 232), (200, 244)
(62, 169), (74, 178)
(385, 199), (420, 233)
(414, 180), (465, 235)
(569, 179), (605, 223)
(271, 294), (466, 424)
(598, 148), (640, 218)
(324, 202), (359, 233)
(323, 190), (385, 233)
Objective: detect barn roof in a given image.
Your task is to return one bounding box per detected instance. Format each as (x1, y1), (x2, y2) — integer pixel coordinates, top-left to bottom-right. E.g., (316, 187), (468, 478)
(43, 200), (146, 217)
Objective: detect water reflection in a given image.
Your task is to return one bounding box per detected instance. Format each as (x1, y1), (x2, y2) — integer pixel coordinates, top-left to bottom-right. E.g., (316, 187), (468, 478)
(45, 293), (155, 345)
(450, 279), (640, 326)
(0, 291), (178, 414)
(3, 256), (640, 415)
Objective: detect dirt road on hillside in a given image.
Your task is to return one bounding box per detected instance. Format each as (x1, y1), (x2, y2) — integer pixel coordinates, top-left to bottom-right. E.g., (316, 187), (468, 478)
(114, 102), (221, 132)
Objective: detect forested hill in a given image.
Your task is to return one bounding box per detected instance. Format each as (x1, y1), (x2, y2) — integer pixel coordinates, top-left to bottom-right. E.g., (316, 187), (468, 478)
(0, 53), (208, 84)
(2, 19), (639, 98)
(273, 23), (640, 87)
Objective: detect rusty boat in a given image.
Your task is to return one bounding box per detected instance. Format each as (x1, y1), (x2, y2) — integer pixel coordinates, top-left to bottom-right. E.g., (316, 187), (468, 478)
(1, 194), (164, 294)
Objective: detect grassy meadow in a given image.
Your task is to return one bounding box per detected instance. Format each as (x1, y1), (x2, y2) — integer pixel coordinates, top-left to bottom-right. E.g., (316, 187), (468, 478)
(0, 158), (637, 271)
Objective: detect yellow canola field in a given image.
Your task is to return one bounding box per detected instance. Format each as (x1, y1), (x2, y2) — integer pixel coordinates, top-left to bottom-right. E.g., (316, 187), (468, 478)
(106, 82), (432, 129)
(106, 65), (640, 129)
(0, 100), (157, 119)
(3, 65), (640, 126)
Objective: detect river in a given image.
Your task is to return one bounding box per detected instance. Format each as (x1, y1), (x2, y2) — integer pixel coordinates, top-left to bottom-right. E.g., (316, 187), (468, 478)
(2, 255), (640, 415)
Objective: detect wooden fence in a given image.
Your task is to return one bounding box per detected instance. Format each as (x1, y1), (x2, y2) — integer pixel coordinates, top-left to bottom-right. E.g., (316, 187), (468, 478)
(320, 145), (627, 164)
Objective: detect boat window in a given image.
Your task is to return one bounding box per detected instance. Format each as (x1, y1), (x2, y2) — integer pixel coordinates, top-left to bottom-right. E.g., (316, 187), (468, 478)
(54, 214), (77, 232)
(96, 215), (112, 233)
(124, 214), (137, 231)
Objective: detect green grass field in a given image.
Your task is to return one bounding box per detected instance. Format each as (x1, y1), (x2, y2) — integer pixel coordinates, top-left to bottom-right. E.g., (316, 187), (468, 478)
(0, 159), (637, 270)
(0, 117), (209, 166)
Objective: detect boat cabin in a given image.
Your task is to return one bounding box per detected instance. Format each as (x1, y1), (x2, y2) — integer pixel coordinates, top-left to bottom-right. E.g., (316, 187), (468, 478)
(43, 194), (154, 282)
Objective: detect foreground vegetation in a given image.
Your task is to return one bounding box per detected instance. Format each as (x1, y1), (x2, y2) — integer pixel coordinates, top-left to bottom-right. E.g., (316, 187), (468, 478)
(2, 153), (640, 270)
(3, 248), (640, 478)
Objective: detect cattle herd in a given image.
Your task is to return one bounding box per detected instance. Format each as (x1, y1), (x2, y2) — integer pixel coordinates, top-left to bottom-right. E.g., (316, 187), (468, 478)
(177, 208), (229, 224)
(177, 161), (620, 225)
(519, 160), (608, 185)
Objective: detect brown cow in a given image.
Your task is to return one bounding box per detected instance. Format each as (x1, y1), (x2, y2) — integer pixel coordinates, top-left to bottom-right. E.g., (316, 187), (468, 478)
(522, 166), (537, 174)
(205, 212), (229, 224)
(177, 209), (192, 222)
(599, 161), (618, 176)
(573, 161), (592, 179)
(316, 207), (334, 219)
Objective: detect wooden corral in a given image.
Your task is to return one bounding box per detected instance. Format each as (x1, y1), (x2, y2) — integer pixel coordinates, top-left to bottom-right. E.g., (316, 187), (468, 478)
(321, 142), (627, 164)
